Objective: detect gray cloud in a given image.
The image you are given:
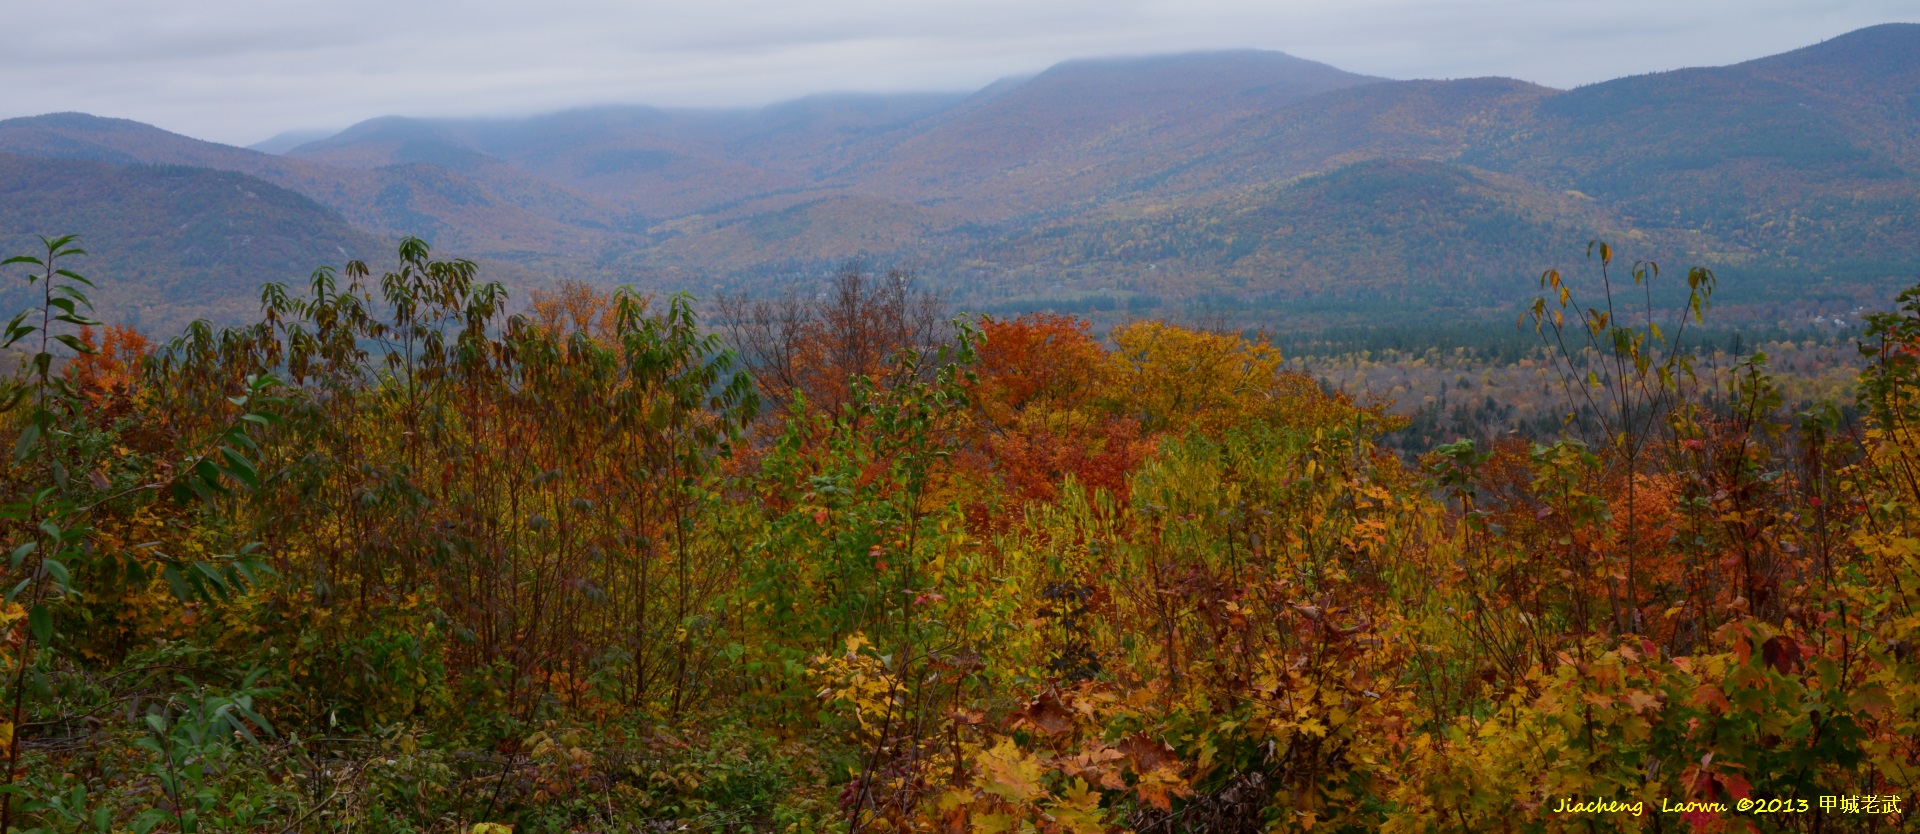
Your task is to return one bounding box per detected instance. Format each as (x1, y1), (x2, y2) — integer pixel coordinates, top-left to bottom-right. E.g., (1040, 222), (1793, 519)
(1, 0), (1911, 145)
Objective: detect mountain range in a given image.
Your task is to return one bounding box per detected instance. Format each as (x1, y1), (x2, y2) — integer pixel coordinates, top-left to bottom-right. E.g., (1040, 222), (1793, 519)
(2, 23), (1917, 331)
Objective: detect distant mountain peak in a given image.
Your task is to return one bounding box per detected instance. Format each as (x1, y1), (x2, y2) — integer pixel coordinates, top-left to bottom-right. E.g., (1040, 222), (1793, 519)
(0, 112), (157, 135)
(1743, 21), (1920, 75)
(249, 128), (341, 155)
(298, 115), (450, 148)
(1777, 21), (1920, 51)
(1047, 48), (1360, 71)
(287, 117), (498, 172)
(1019, 48), (1382, 94)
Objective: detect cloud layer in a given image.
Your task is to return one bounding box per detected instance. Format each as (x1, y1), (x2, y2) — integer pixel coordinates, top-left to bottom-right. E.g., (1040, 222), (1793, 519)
(3, 0), (1911, 145)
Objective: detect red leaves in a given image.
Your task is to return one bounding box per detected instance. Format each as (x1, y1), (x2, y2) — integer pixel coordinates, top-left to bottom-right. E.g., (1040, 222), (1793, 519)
(973, 313), (1106, 415)
(1759, 635), (1803, 674)
(1718, 773), (1753, 801)
(1721, 622), (1806, 675)
(1676, 755), (1756, 832)
(64, 324), (152, 409)
(1689, 684), (1732, 715)
(987, 414), (1154, 508)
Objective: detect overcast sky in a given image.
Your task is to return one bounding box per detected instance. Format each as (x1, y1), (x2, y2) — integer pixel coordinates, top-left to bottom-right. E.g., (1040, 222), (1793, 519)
(3, 0), (1912, 147)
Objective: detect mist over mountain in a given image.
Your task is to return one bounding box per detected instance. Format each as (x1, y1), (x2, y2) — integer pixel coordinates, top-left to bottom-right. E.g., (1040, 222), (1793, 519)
(247, 128), (339, 156)
(2, 24), (1916, 328)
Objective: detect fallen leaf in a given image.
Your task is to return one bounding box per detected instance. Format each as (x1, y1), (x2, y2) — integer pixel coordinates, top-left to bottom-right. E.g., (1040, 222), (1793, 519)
(1120, 732), (1178, 773)
(1019, 692), (1073, 735)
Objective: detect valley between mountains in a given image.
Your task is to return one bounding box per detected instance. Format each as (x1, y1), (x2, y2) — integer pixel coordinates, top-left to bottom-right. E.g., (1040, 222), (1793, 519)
(3, 23), (1917, 331)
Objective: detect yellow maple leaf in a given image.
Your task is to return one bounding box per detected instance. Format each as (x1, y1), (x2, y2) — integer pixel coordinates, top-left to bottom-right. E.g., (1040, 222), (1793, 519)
(979, 737), (1047, 804)
(1053, 778), (1109, 834)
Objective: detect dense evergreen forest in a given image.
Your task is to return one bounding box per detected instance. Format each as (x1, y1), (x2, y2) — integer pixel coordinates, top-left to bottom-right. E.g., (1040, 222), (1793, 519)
(0, 231), (1915, 833)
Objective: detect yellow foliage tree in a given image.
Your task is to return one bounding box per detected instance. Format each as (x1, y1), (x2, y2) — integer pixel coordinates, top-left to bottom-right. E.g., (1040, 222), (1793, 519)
(1105, 321), (1363, 435)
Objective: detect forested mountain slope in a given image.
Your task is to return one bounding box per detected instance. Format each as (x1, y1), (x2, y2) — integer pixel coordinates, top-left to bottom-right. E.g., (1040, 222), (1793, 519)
(0, 154), (380, 330)
(1466, 23), (1920, 280)
(2, 26), (1917, 326)
(0, 113), (636, 263)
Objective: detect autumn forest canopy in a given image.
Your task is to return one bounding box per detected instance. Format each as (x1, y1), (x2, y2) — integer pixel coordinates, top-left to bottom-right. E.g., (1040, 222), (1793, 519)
(0, 221), (1912, 834)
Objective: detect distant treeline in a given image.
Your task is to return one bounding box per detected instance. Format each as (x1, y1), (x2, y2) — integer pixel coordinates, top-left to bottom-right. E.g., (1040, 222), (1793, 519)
(1274, 322), (1864, 362)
